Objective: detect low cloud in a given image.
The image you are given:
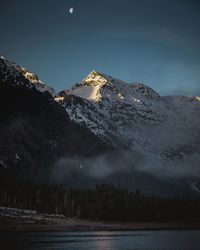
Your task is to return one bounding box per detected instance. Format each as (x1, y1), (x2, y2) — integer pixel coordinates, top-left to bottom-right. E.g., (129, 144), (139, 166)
(52, 113), (200, 184)
(52, 150), (200, 183)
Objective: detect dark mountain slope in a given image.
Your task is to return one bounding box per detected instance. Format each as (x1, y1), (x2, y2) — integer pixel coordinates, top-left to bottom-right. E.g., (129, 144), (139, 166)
(0, 58), (109, 180)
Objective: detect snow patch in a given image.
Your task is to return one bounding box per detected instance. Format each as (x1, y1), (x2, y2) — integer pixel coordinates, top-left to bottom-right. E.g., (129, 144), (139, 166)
(66, 84), (102, 101)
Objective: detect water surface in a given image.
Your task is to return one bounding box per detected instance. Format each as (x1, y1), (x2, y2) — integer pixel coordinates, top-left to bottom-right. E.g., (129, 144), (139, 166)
(1, 230), (200, 250)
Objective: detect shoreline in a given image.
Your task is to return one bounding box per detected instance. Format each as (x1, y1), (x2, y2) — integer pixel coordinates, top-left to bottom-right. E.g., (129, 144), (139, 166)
(1, 216), (200, 232)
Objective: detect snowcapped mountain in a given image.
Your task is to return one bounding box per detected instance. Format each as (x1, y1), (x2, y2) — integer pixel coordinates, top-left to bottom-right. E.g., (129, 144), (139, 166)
(55, 71), (200, 195)
(58, 71), (164, 144)
(57, 70), (200, 175)
(1, 57), (200, 196)
(0, 56), (57, 96)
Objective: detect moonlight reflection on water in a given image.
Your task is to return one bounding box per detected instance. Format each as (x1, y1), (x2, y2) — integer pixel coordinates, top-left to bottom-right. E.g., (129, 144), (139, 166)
(1, 230), (200, 250)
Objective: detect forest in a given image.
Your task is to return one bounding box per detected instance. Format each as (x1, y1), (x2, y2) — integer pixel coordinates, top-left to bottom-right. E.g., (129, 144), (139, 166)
(1, 178), (200, 223)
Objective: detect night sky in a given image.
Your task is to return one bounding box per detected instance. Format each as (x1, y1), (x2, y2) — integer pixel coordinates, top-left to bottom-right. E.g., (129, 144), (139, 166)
(0, 0), (200, 95)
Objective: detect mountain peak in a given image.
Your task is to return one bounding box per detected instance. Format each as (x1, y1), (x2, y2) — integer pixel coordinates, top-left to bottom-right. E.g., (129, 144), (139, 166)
(63, 71), (161, 102)
(21, 67), (57, 96)
(86, 70), (109, 78)
(82, 70), (110, 86)
(61, 71), (128, 102)
(82, 70), (125, 87)
(0, 56), (56, 96)
(0, 56), (35, 90)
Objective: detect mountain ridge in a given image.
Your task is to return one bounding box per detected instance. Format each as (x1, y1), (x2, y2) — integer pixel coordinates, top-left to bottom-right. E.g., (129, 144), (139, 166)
(1, 57), (200, 197)
(58, 70), (200, 152)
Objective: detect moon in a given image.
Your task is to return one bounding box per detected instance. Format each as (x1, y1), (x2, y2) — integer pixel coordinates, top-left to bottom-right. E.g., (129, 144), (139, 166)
(69, 7), (74, 14)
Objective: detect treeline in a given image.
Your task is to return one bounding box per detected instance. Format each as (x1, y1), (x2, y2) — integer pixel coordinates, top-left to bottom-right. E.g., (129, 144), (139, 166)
(0, 180), (200, 222)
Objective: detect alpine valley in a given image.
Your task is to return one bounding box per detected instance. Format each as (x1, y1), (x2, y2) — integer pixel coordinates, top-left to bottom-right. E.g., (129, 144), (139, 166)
(0, 57), (200, 198)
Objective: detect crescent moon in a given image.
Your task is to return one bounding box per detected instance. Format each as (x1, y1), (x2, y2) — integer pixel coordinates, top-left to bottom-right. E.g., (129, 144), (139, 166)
(69, 8), (74, 14)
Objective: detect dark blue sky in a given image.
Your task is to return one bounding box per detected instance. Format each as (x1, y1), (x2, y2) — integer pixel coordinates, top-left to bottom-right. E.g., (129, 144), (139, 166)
(1, 0), (200, 95)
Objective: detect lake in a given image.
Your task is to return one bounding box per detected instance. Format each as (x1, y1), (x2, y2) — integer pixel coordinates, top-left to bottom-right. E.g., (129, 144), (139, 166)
(1, 230), (200, 250)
